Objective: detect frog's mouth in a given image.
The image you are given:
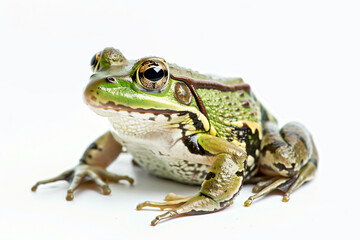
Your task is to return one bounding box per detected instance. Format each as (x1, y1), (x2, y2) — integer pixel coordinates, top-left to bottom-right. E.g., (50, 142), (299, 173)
(85, 95), (191, 116)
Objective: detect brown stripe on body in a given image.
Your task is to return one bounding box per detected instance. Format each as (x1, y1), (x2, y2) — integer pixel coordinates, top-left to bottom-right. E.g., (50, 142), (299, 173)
(170, 74), (251, 93)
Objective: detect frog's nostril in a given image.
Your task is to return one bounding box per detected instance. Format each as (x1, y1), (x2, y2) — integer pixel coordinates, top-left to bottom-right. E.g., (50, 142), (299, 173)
(106, 77), (117, 83)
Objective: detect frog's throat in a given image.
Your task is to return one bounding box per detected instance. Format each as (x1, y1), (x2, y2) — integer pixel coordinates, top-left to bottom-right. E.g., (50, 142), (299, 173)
(170, 74), (251, 120)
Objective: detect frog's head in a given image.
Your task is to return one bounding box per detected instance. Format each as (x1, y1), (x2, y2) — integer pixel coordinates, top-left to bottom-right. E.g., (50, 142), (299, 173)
(84, 47), (210, 132)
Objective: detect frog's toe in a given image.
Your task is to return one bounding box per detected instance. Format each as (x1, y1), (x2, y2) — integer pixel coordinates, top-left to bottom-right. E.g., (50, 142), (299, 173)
(245, 177), (292, 206)
(65, 165), (133, 200)
(151, 210), (179, 226)
(138, 193), (220, 226)
(136, 198), (185, 211)
(97, 169), (134, 185)
(245, 161), (316, 206)
(137, 192), (193, 211)
(32, 164), (133, 201)
(244, 177), (289, 207)
(164, 193), (190, 201)
(65, 169), (86, 200)
(31, 169), (73, 192)
(279, 161), (316, 202)
(251, 178), (278, 193)
(282, 193), (290, 202)
(63, 166), (112, 200)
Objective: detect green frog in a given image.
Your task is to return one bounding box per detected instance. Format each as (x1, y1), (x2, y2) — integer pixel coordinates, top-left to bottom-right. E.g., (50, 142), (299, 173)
(32, 47), (318, 226)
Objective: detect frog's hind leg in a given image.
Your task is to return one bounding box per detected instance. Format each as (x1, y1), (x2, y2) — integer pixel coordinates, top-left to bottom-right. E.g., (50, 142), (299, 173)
(245, 121), (318, 206)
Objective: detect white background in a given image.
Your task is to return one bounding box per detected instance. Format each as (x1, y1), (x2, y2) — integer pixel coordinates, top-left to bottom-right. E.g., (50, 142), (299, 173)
(1, 0), (359, 239)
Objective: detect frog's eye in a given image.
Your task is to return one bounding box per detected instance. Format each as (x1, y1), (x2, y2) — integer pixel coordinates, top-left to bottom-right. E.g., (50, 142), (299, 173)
(135, 58), (169, 91)
(90, 51), (102, 72)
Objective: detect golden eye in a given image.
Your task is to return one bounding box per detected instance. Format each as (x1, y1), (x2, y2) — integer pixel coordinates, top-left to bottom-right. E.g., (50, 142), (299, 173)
(90, 51), (102, 72)
(136, 58), (169, 91)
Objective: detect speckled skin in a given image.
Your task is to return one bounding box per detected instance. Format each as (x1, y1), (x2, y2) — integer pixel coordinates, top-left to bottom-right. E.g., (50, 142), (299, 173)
(32, 47), (318, 226)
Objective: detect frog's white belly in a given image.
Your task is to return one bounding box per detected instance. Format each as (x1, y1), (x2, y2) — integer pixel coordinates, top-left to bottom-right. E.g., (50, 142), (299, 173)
(127, 147), (210, 185)
(105, 109), (213, 185)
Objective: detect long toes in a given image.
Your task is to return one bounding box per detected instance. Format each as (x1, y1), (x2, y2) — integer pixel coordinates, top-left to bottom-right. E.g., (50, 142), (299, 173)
(252, 178), (279, 193)
(31, 170), (73, 192)
(136, 199), (184, 211)
(125, 177), (134, 185)
(136, 201), (150, 210)
(94, 168), (134, 185)
(94, 178), (111, 195)
(137, 201), (171, 210)
(164, 193), (188, 201)
(245, 178), (288, 206)
(65, 172), (86, 200)
(146, 194), (219, 226)
(32, 165), (134, 201)
(111, 175), (134, 185)
(151, 210), (178, 226)
(252, 185), (263, 193)
(104, 172), (134, 185)
(252, 183), (269, 193)
(86, 170), (112, 195)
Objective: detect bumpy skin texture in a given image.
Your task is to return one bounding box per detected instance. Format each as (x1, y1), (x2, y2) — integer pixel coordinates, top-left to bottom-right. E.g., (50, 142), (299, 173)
(32, 47), (318, 226)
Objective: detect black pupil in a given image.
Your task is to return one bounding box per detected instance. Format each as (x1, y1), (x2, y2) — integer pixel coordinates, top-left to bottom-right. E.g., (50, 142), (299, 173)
(144, 67), (164, 82)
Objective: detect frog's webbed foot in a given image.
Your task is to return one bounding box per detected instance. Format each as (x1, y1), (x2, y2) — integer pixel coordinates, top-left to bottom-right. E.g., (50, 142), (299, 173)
(244, 160), (317, 206)
(31, 164), (133, 201)
(244, 177), (289, 206)
(137, 193), (221, 226)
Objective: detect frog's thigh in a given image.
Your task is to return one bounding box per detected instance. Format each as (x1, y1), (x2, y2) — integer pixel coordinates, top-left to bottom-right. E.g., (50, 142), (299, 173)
(246, 121), (318, 205)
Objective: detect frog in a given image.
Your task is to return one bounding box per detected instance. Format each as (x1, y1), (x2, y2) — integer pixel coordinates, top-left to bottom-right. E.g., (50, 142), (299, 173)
(32, 47), (318, 226)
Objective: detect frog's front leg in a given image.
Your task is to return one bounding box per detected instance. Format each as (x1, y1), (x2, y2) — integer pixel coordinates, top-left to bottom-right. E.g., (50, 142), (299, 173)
(31, 131), (133, 200)
(244, 121), (318, 206)
(137, 134), (247, 226)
